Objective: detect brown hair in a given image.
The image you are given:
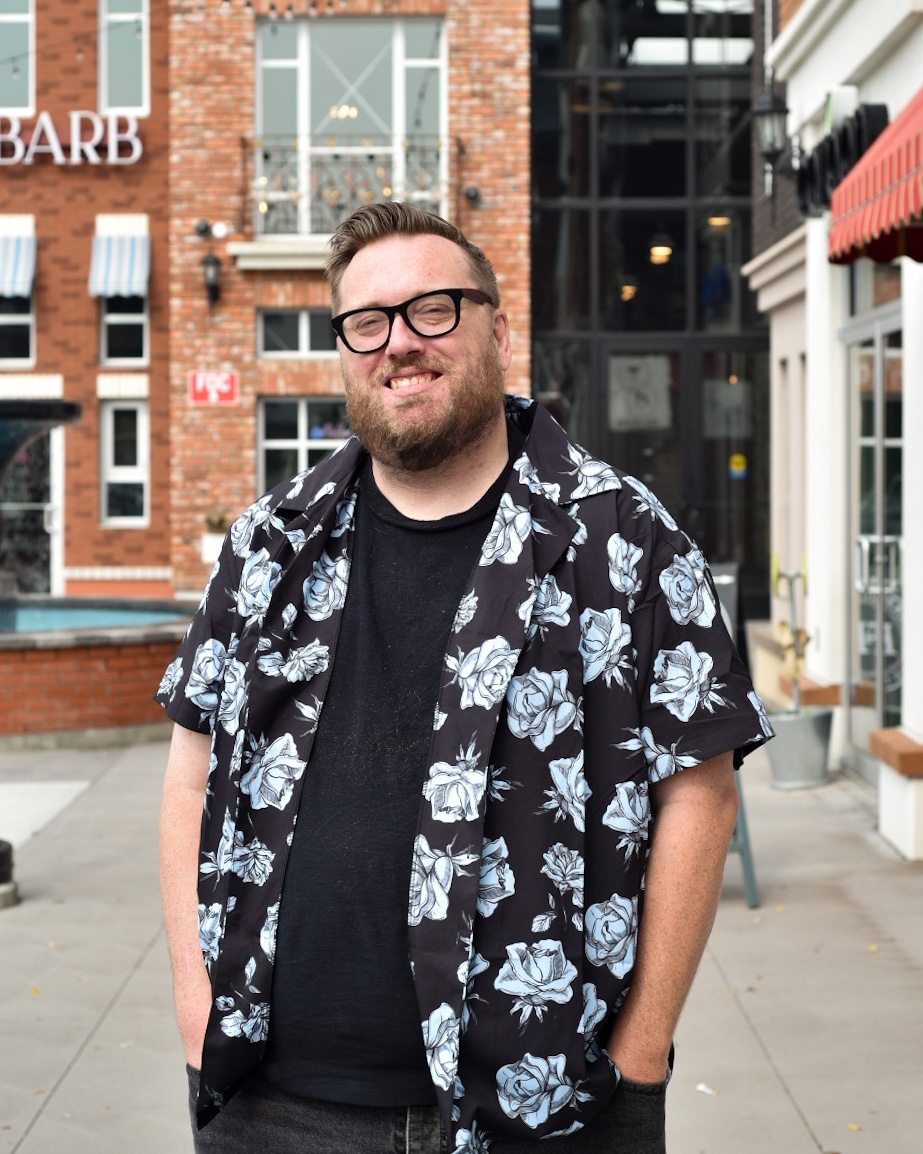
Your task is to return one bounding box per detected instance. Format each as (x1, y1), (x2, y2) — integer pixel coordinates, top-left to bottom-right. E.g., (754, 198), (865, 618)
(325, 202), (500, 312)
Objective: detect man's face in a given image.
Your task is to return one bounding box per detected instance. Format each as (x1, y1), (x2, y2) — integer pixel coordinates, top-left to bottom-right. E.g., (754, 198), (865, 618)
(334, 233), (512, 472)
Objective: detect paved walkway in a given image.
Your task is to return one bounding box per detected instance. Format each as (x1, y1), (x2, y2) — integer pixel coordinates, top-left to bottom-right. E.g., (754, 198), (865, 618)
(1, 740), (920, 1153)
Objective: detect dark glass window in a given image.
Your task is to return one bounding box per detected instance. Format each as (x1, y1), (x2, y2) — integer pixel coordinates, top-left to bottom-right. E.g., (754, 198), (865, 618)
(695, 209), (763, 330)
(531, 208), (592, 332)
(695, 76), (752, 196)
(112, 408), (139, 467)
(102, 295), (146, 362)
(259, 309), (336, 354)
(263, 312), (301, 353)
(106, 482), (145, 519)
(692, 0), (753, 66)
(309, 312), (336, 351)
(599, 77), (687, 198)
(532, 76), (592, 200)
(264, 400), (299, 440)
(599, 210), (687, 331)
(0, 294), (32, 361)
(532, 337), (593, 445)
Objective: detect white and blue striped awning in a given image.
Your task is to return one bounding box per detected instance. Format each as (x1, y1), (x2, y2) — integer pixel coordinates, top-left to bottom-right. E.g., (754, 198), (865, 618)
(0, 236), (37, 298)
(88, 235), (151, 297)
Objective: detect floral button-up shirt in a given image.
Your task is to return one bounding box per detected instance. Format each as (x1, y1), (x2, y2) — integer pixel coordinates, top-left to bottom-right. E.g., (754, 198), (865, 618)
(157, 396), (773, 1150)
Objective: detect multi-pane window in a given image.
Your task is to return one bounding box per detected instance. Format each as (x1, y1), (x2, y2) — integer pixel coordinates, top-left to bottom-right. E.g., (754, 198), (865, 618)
(100, 0), (149, 114)
(100, 400), (148, 523)
(100, 295), (147, 364)
(258, 398), (350, 493)
(0, 0), (33, 113)
(258, 309), (337, 357)
(255, 18), (446, 235)
(0, 294), (32, 364)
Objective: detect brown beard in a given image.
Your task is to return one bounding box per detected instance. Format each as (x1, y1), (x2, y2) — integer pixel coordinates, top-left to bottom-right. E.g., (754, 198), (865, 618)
(342, 344), (506, 472)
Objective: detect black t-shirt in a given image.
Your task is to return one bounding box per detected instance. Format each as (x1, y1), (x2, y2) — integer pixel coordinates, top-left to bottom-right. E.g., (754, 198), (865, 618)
(261, 447), (519, 1106)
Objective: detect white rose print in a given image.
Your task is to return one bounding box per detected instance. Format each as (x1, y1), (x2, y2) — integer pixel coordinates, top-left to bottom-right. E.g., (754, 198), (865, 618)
(623, 476), (678, 530)
(200, 807), (236, 881)
(607, 534), (644, 611)
(459, 951), (490, 1033)
(281, 603), (298, 630)
(217, 658), (248, 735)
(451, 1122), (491, 1154)
(260, 901), (279, 962)
(257, 640), (330, 683)
(421, 1002), (460, 1092)
(578, 607), (632, 689)
(578, 983), (608, 1040)
(228, 495), (284, 558)
(423, 740), (488, 823)
(303, 550), (349, 621)
(480, 493), (550, 567)
(240, 733), (306, 811)
(514, 451), (562, 501)
(230, 834), (275, 885)
(563, 502), (588, 563)
(540, 751), (591, 832)
(616, 726), (700, 781)
(496, 1052), (592, 1129)
(659, 549), (717, 628)
(220, 1002), (269, 1043)
(494, 939), (578, 1026)
(518, 574), (572, 643)
(408, 835), (479, 926)
(236, 548), (283, 626)
(601, 781), (650, 862)
(198, 902), (223, 969)
(445, 636), (518, 710)
(506, 668), (583, 751)
(185, 638), (227, 713)
(477, 836), (516, 917)
(748, 689), (775, 738)
(157, 657), (183, 702)
(452, 591), (478, 633)
(565, 443), (622, 499)
(540, 842), (584, 907)
(585, 893), (639, 977)
(330, 490), (357, 537)
(651, 641), (728, 722)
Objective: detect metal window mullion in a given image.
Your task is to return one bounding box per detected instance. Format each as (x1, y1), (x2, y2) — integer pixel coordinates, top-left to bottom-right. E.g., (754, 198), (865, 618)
(299, 397), (309, 474)
(300, 309), (309, 352)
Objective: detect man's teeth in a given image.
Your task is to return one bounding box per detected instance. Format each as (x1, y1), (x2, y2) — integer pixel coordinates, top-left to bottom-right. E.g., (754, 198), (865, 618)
(389, 374), (434, 390)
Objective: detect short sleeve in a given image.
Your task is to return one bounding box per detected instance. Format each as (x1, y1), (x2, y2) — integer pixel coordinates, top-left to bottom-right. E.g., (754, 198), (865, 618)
(153, 532), (244, 735)
(631, 538), (773, 780)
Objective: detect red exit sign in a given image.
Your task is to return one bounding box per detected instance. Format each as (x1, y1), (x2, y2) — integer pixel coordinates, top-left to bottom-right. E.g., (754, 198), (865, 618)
(188, 370), (239, 404)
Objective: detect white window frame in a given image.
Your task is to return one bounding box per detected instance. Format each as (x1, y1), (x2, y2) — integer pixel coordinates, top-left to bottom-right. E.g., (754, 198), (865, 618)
(257, 308), (337, 359)
(0, 0), (34, 115)
(0, 293), (34, 367)
(100, 399), (149, 526)
(257, 396), (350, 495)
(99, 294), (149, 366)
(254, 17), (448, 236)
(99, 0), (150, 117)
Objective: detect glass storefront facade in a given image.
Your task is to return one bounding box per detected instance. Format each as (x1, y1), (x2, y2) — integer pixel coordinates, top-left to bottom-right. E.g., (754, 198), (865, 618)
(531, 0), (770, 628)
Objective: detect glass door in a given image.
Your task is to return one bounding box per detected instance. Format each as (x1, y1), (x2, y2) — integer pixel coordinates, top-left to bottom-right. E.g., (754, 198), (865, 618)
(847, 328), (902, 778)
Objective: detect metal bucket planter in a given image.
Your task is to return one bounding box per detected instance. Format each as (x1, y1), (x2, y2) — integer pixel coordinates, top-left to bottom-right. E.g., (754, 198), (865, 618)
(766, 707), (833, 789)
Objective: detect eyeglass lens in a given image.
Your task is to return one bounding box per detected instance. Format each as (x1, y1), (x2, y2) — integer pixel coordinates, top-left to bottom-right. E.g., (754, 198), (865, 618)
(342, 292), (460, 351)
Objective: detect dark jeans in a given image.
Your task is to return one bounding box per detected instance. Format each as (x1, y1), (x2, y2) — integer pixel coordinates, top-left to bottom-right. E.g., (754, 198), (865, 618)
(188, 1066), (667, 1154)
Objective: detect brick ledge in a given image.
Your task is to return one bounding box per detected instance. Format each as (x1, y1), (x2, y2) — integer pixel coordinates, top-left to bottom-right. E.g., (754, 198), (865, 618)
(869, 728), (923, 778)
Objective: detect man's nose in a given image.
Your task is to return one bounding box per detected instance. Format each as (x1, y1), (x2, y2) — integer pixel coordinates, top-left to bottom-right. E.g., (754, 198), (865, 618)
(384, 311), (427, 356)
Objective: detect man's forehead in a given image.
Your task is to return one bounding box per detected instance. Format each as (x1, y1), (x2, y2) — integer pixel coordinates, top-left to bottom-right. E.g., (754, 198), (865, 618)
(337, 233), (472, 308)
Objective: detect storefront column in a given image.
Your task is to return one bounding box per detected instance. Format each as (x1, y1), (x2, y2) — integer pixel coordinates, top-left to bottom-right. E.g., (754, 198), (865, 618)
(900, 257), (923, 743)
(803, 217), (850, 730)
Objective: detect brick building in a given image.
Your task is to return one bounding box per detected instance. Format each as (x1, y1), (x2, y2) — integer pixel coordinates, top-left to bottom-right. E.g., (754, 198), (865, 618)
(0, 0), (530, 599)
(1, 0), (171, 597)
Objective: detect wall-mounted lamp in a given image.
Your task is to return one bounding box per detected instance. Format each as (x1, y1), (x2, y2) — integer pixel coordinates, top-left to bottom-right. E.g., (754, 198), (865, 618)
(753, 85), (789, 199)
(648, 233), (673, 265)
(201, 251), (221, 306)
(619, 274), (639, 302)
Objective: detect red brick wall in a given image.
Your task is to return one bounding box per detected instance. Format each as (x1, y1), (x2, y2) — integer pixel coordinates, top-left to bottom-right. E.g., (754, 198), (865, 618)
(0, 639), (178, 734)
(2, 1), (172, 583)
(167, 0), (531, 593)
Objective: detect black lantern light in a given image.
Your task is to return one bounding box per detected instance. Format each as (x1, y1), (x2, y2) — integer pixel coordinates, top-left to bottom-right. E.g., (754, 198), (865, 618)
(201, 251), (221, 306)
(753, 86), (789, 169)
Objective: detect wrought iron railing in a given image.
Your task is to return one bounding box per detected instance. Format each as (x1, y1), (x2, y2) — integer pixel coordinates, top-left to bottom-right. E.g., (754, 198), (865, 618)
(249, 133), (445, 235)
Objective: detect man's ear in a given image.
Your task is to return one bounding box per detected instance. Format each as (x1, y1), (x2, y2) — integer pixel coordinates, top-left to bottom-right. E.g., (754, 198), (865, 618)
(493, 308), (512, 370)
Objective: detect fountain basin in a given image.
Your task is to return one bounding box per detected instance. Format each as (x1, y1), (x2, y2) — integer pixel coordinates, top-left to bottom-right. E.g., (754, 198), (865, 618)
(0, 598), (194, 748)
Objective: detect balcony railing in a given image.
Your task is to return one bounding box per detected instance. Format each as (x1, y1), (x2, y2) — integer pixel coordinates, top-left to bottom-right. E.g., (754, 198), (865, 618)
(249, 133), (445, 236)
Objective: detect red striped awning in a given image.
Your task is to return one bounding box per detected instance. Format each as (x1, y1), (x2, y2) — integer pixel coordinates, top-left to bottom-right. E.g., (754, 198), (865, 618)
(829, 84), (923, 264)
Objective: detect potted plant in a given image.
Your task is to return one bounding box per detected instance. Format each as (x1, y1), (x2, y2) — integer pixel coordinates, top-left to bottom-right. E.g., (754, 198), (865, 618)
(765, 560), (834, 789)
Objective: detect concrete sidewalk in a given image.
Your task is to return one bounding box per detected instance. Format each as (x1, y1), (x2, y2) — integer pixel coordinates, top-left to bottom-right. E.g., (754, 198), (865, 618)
(1, 740), (921, 1153)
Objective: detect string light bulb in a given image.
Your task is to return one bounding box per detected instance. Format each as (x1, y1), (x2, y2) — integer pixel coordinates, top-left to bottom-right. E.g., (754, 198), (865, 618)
(283, 2), (294, 18)
(268, 1), (278, 19)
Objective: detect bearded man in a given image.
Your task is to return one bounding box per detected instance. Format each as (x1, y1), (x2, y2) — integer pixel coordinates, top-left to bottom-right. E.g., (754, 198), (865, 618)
(158, 202), (772, 1154)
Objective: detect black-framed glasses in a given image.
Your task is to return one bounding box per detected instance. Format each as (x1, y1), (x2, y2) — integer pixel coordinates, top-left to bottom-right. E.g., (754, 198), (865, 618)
(330, 288), (497, 354)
